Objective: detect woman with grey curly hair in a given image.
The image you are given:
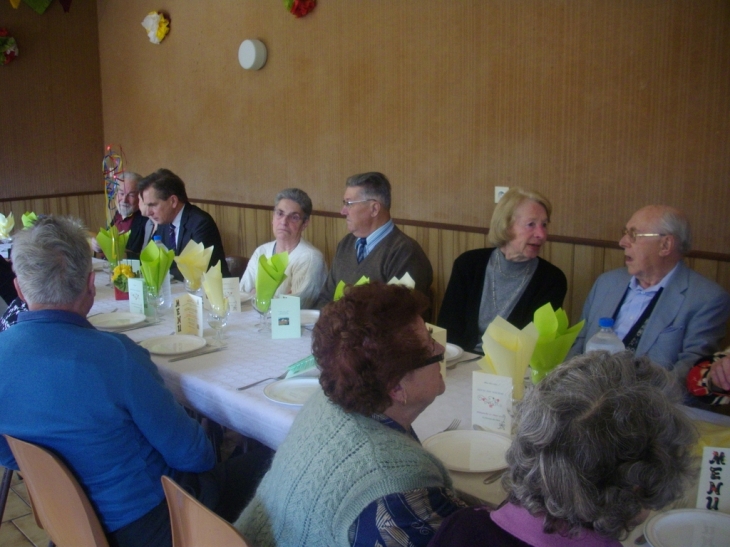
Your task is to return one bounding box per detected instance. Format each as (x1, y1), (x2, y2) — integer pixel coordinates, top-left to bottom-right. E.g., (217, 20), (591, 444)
(429, 351), (697, 547)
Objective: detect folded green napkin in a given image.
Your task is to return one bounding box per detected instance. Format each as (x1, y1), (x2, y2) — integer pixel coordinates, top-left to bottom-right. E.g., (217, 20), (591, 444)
(529, 303), (585, 384)
(0, 212), (13, 240)
(21, 211), (38, 229)
(333, 275), (370, 301)
(96, 225), (130, 265)
(255, 252), (289, 312)
(139, 240), (175, 293)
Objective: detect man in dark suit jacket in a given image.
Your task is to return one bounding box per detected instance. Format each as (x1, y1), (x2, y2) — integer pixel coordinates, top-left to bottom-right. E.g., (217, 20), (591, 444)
(138, 169), (230, 280)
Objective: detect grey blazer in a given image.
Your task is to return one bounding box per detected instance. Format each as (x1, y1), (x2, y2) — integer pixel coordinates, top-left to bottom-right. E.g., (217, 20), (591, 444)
(568, 261), (730, 382)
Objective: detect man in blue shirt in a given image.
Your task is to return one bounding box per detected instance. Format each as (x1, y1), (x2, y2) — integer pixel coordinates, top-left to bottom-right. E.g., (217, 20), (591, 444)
(0, 216), (264, 547)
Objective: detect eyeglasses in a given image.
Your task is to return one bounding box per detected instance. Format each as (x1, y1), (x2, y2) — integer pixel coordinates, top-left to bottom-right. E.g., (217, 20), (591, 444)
(413, 334), (444, 370)
(274, 209), (304, 223)
(621, 228), (667, 243)
(342, 199), (376, 208)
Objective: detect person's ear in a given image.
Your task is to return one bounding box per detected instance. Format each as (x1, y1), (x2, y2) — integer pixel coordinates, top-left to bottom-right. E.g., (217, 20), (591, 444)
(13, 278), (26, 303)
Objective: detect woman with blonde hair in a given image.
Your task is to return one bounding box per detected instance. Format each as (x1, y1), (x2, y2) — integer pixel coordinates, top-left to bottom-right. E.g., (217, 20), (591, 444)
(438, 187), (566, 353)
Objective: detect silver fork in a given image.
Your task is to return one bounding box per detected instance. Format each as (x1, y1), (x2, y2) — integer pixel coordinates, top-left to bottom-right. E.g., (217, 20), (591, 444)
(441, 419), (461, 432)
(237, 371), (287, 391)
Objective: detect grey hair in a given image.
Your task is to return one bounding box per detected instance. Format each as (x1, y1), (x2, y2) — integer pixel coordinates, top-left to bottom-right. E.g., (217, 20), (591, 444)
(275, 188), (313, 219)
(656, 208), (692, 255)
(504, 352), (697, 541)
(11, 216), (92, 307)
(345, 172), (391, 209)
(118, 171), (141, 188)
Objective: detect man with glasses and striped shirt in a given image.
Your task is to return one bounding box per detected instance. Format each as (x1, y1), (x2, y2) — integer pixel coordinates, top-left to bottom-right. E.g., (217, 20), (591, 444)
(315, 172), (433, 308)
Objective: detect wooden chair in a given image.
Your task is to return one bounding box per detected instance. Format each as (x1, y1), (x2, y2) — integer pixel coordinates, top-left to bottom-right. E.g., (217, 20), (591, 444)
(3, 435), (109, 547)
(0, 467), (13, 531)
(161, 475), (251, 547)
(225, 256), (249, 280)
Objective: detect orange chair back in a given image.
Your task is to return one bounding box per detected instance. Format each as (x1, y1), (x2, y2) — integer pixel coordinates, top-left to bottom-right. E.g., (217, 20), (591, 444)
(161, 475), (250, 547)
(3, 435), (109, 547)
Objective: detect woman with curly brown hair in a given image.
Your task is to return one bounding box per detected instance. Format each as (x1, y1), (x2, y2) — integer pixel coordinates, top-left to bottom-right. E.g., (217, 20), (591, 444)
(429, 352), (697, 547)
(235, 283), (466, 547)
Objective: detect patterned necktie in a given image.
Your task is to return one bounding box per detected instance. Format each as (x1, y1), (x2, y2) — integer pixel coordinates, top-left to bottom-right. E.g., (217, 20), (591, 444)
(168, 224), (177, 251)
(356, 237), (367, 264)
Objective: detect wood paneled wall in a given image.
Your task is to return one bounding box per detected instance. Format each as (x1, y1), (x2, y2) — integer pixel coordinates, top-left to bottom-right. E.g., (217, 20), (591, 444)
(0, 1), (103, 198)
(3, 193), (729, 336)
(95, 1), (730, 253)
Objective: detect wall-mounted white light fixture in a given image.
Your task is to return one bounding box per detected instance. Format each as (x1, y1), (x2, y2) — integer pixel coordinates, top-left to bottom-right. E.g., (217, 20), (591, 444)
(238, 39), (267, 70)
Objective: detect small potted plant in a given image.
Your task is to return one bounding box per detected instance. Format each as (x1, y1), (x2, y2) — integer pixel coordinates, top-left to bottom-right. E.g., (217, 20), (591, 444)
(112, 263), (136, 300)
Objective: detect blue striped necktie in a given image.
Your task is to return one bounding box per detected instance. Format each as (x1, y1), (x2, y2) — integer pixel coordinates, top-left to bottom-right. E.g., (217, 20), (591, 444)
(356, 238), (367, 263)
(168, 224), (176, 251)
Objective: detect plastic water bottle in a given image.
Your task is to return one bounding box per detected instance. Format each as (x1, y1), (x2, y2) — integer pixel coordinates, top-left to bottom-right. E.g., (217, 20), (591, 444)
(585, 318), (625, 354)
(153, 235), (173, 311)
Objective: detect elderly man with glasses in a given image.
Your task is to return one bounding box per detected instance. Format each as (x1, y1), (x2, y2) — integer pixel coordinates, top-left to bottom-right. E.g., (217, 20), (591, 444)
(568, 205), (730, 390)
(315, 172), (433, 308)
(239, 188), (326, 309)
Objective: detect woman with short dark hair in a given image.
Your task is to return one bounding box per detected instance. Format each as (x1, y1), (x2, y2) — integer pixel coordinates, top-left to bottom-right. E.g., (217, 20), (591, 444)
(429, 352), (697, 547)
(236, 283), (465, 546)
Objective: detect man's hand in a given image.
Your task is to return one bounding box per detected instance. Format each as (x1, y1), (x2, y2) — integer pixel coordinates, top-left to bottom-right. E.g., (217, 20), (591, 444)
(710, 356), (730, 391)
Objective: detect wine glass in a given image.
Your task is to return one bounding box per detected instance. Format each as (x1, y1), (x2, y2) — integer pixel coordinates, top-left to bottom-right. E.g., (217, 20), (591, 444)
(252, 295), (271, 333)
(145, 285), (164, 323)
(102, 261), (113, 287)
(184, 276), (203, 298)
(207, 298), (230, 344)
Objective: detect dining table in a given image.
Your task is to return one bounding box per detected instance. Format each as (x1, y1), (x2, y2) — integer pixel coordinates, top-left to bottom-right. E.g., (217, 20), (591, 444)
(89, 269), (730, 546)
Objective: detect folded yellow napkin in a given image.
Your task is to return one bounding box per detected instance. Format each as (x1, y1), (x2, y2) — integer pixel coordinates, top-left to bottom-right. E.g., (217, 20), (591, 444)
(529, 303), (585, 384)
(0, 212), (13, 240)
(21, 211), (38, 229)
(255, 252), (289, 312)
(174, 240), (213, 291)
(202, 260), (226, 313)
(694, 420), (730, 457)
(139, 239), (174, 293)
(96, 225), (130, 265)
(333, 275), (370, 301)
(387, 272), (416, 288)
(479, 316), (539, 400)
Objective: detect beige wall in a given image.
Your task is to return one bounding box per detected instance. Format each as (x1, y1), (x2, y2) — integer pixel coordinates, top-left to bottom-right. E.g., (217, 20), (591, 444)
(0, 1), (103, 199)
(95, 0), (729, 253)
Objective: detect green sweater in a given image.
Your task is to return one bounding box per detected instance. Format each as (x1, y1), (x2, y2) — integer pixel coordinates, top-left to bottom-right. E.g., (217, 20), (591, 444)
(235, 391), (453, 547)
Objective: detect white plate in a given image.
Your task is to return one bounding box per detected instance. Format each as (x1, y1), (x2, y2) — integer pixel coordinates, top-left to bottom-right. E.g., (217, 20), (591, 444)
(301, 309), (320, 327)
(89, 312), (146, 330)
(139, 335), (207, 356)
(644, 509), (730, 547)
(240, 291), (253, 304)
(263, 377), (321, 407)
(445, 343), (463, 362)
(423, 430), (511, 473)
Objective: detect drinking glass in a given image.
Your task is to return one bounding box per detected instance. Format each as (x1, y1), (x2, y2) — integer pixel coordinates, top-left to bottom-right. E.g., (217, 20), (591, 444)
(145, 285), (164, 323)
(252, 295), (271, 333)
(207, 298), (230, 344)
(184, 276), (203, 298)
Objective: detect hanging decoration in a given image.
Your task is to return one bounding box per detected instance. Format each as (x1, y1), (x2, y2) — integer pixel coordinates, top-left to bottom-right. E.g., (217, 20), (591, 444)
(141, 11), (170, 44)
(283, 0), (316, 18)
(102, 145), (126, 225)
(19, 0), (52, 14)
(0, 29), (18, 65)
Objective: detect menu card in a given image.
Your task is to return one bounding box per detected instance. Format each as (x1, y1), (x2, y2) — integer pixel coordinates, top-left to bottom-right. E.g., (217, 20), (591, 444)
(472, 371), (513, 435)
(127, 278), (146, 316)
(271, 296), (301, 339)
(696, 446), (729, 514)
(222, 277), (241, 313)
(174, 293), (204, 337)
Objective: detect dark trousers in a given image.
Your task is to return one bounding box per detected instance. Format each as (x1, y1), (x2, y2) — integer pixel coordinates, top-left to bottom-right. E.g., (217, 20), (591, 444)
(107, 445), (273, 547)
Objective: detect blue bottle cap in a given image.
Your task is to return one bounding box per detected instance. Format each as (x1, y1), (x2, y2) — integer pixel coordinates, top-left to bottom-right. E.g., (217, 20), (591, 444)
(598, 317), (615, 328)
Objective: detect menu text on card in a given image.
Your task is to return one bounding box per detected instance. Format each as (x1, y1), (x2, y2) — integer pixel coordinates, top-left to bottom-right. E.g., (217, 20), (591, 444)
(472, 371), (513, 434)
(696, 446), (729, 514)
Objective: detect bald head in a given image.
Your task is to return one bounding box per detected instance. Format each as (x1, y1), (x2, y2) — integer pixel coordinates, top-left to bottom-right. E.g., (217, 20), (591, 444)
(620, 205), (690, 288)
